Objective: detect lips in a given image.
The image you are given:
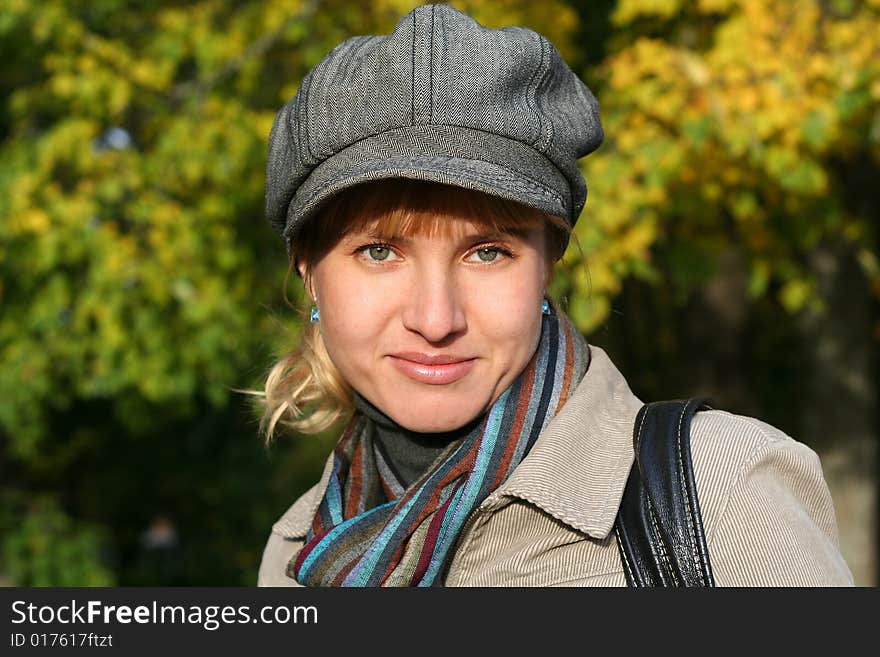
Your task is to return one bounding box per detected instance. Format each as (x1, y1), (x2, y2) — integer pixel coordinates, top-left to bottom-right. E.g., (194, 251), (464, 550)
(388, 352), (477, 385)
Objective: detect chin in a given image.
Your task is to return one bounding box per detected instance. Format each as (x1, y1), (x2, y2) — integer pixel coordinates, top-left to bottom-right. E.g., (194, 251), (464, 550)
(385, 398), (486, 434)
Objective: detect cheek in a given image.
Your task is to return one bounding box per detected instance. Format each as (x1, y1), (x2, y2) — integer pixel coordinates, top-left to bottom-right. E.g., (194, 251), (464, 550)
(501, 296), (544, 360)
(312, 265), (396, 377)
(470, 266), (545, 352)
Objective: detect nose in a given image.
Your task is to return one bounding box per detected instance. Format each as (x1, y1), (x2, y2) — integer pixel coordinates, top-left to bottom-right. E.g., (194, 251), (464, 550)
(401, 265), (467, 344)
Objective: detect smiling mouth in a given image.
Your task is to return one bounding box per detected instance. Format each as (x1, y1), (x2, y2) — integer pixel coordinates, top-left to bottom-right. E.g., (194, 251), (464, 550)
(387, 353), (477, 385)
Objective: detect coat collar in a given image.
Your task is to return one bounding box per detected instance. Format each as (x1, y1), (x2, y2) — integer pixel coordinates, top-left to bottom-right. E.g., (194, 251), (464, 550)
(481, 345), (641, 538)
(272, 345), (640, 541)
(271, 451), (335, 539)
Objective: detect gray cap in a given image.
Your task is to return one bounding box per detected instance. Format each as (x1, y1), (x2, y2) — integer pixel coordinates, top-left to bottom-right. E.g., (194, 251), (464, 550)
(266, 2), (603, 249)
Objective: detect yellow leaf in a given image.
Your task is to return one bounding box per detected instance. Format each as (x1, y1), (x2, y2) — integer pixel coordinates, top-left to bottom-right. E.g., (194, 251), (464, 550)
(779, 279), (812, 313)
(13, 209), (51, 234)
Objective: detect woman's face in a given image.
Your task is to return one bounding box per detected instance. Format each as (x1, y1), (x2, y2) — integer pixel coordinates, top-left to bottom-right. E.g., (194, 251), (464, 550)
(309, 215), (548, 433)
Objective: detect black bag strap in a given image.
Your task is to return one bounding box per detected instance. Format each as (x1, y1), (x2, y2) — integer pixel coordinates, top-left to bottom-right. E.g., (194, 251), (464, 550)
(613, 398), (716, 587)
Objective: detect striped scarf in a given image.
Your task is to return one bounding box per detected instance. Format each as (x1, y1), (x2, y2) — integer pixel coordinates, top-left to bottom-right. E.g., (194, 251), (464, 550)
(289, 307), (590, 587)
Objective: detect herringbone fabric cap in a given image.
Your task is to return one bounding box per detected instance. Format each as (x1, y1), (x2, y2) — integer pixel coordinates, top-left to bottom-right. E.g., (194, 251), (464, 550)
(265, 3), (603, 249)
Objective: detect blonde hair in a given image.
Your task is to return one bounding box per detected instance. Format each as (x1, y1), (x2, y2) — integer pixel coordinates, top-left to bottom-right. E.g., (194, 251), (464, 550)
(257, 179), (571, 443)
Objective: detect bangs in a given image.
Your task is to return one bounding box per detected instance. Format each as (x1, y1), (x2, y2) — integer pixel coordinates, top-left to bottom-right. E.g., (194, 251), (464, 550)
(294, 178), (569, 270)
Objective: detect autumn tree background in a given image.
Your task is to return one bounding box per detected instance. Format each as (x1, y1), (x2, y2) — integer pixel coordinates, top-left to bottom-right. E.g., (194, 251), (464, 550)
(1, 0), (877, 585)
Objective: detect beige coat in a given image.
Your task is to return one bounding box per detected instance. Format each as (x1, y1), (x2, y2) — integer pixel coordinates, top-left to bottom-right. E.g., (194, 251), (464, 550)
(258, 345), (853, 586)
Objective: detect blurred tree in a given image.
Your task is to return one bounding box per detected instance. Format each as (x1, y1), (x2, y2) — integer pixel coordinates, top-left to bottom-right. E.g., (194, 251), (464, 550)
(560, 0), (880, 335)
(1, 0), (876, 585)
(0, 493), (114, 586)
(0, 0), (578, 585)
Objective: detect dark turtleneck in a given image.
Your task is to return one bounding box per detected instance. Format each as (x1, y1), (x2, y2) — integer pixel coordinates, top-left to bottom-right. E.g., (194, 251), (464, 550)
(352, 392), (483, 489)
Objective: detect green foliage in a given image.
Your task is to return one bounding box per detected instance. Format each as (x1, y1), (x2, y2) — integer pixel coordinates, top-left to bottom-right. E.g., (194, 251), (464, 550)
(0, 0), (579, 586)
(558, 0), (880, 331)
(0, 494), (114, 586)
(0, 0), (877, 585)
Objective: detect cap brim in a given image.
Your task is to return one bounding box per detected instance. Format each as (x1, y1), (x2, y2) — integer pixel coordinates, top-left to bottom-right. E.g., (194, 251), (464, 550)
(283, 124), (571, 246)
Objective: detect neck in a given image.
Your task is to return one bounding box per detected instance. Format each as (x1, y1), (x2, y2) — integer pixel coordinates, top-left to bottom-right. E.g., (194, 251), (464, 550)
(353, 391), (481, 488)
(352, 390), (483, 443)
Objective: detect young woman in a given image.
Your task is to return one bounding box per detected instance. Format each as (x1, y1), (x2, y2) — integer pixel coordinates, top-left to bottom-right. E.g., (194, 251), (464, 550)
(256, 4), (852, 587)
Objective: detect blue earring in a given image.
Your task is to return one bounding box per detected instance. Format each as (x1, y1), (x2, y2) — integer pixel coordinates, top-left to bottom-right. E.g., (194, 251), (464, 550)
(310, 305), (320, 323)
(541, 299), (551, 315)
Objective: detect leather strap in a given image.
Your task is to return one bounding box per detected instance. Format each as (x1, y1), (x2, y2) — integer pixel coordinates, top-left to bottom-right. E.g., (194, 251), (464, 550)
(614, 398), (716, 587)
